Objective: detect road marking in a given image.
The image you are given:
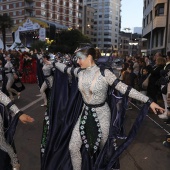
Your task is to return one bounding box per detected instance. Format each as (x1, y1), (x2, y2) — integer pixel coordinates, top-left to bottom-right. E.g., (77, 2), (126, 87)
(130, 101), (170, 134)
(36, 94), (42, 97)
(20, 97), (43, 111)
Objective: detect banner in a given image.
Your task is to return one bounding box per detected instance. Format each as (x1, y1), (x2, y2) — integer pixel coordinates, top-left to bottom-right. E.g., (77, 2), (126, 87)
(39, 28), (46, 41)
(18, 18), (40, 32)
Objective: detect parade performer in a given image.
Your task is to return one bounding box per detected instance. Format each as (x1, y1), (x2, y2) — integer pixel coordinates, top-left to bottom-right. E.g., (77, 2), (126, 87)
(20, 52), (36, 83)
(36, 53), (54, 107)
(41, 46), (164, 170)
(2, 54), (24, 100)
(0, 90), (34, 170)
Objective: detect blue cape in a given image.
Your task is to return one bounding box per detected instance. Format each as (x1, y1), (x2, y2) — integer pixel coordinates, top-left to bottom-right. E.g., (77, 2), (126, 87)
(41, 68), (150, 170)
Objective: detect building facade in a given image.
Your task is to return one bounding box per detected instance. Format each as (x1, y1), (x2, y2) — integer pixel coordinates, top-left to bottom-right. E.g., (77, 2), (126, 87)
(119, 32), (142, 57)
(143, 0), (170, 55)
(84, 0), (121, 52)
(78, 5), (95, 44)
(0, 0), (83, 46)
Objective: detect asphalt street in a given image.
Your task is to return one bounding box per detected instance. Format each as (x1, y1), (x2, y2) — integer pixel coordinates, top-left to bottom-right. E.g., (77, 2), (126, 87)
(2, 83), (170, 170)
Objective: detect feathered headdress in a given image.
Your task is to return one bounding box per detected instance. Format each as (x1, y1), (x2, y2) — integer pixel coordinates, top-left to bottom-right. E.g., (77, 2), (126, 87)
(74, 44), (93, 53)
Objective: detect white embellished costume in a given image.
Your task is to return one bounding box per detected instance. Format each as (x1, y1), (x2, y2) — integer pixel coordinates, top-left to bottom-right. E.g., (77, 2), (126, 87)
(55, 63), (149, 170)
(4, 61), (18, 100)
(37, 54), (54, 106)
(0, 90), (20, 169)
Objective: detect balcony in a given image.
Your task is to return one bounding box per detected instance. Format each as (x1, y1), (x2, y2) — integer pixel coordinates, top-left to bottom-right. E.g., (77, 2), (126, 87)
(25, 5), (34, 11)
(155, 0), (167, 4)
(143, 16), (166, 36)
(25, 0), (35, 3)
(25, 11), (35, 17)
(153, 15), (166, 29)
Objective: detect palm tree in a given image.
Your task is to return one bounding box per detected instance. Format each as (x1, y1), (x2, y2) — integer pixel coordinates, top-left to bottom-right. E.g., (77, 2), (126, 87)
(0, 13), (13, 50)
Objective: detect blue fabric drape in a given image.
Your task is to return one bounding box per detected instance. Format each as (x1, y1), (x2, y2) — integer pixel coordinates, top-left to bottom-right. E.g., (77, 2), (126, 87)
(41, 69), (150, 170)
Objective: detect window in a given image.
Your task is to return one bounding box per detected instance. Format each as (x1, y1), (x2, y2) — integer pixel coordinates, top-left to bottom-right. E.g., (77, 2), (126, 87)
(150, 11), (152, 21)
(63, 16), (66, 21)
(104, 20), (112, 24)
(69, 17), (72, 22)
(105, 2), (110, 6)
(143, 18), (145, 27)
(160, 29), (164, 46)
(41, 2), (45, 8)
(98, 8), (102, 12)
(144, 0), (146, 9)
(41, 11), (46, 16)
(104, 14), (109, 18)
(69, 10), (73, 15)
(19, 2), (22, 7)
(104, 38), (111, 42)
(155, 32), (158, 47)
(18, 10), (22, 15)
(105, 8), (112, 12)
(155, 3), (164, 16)
(104, 44), (111, 47)
(168, 25), (170, 43)
(104, 32), (111, 36)
(146, 15), (148, 24)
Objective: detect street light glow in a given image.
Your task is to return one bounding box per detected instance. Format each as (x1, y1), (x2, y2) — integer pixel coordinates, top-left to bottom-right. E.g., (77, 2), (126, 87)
(129, 42), (138, 45)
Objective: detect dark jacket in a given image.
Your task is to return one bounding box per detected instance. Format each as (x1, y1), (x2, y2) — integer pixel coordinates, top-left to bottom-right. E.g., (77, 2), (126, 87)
(147, 65), (164, 102)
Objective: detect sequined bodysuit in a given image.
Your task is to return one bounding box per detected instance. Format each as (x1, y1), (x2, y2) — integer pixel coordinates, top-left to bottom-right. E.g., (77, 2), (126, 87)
(55, 63), (149, 170)
(0, 90), (20, 169)
(4, 61), (18, 99)
(37, 54), (54, 105)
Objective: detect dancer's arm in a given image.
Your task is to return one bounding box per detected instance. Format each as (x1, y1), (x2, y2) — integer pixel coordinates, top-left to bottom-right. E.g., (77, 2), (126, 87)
(0, 90), (34, 123)
(104, 69), (165, 114)
(55, 62), (81, 77)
